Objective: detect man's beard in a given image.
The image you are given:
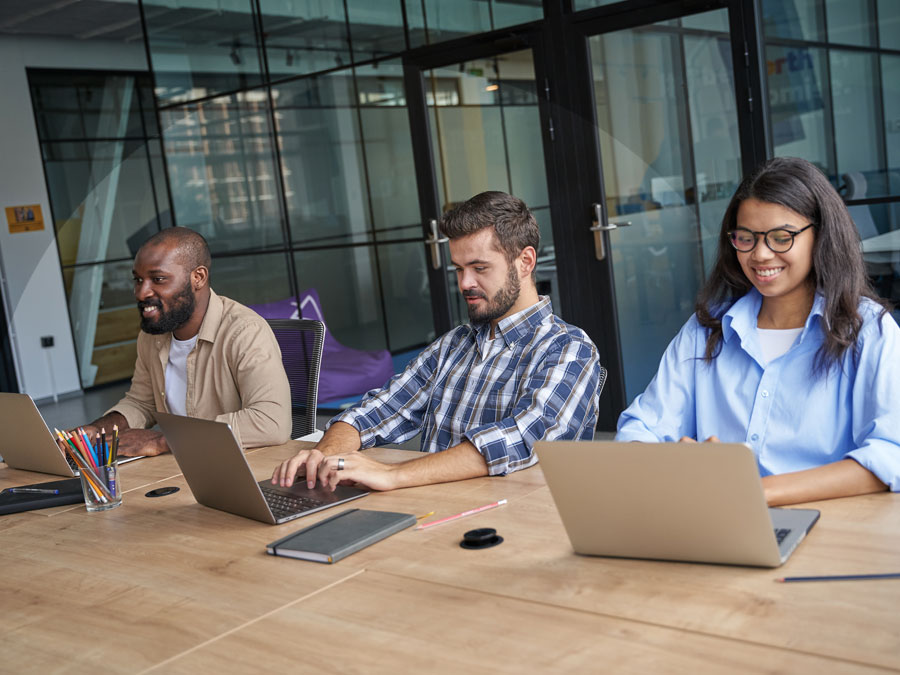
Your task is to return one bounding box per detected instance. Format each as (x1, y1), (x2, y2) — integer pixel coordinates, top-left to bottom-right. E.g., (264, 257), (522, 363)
(138, 282), (196, 335)
(464, 263), (520, 324)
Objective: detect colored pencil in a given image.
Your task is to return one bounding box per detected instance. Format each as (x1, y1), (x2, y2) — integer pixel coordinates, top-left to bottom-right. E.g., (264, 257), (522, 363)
(416, 499), (507, 530)
(778, 573), (900, 583)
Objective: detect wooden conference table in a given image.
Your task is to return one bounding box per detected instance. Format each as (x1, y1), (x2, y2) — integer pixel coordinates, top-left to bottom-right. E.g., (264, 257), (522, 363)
(1, 442), (898, 674)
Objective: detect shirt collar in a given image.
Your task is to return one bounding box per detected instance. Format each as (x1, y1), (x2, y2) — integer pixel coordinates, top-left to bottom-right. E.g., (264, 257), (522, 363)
(721, 287), (825, 342)
(197, 289), (223, 344)
(471, 296), (553, 350)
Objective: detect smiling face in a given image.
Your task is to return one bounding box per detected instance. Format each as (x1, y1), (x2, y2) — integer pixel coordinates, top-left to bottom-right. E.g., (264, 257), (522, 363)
(133, 243), (197, 336)
(449, 227), (525, 326)
(735, 197), (816, 311)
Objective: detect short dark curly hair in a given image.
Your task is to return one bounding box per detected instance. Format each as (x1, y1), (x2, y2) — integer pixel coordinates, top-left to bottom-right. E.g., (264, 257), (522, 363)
(439, 191), (540, 262)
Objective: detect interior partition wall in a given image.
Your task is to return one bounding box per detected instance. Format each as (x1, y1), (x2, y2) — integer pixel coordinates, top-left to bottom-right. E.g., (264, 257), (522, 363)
(27, 0), (898, 426)
(761, 0), (900, 313)
(139, 0), (548, 360)
(28, 68), (171, 389)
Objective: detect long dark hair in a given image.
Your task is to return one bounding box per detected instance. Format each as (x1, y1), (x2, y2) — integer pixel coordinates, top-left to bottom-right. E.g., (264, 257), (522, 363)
(695, 156), (889, 373)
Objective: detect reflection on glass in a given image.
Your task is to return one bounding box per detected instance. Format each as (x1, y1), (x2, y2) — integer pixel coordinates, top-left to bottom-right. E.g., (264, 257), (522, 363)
(347, 0), (408, 60)
(883, 55), (900, 181)
(682, 11), (730, 32)
(825, 0), (875, 46)
(208, 252), (293, 306)
(573, 0), (622, 10)
(294, 247), (388, 352)
(356, 61), (420, 234)
(160, 91), (285, 253)
(273, 71), (369, 247)
(406, 0), (541, 46)
(766, 45), (832, 175)
(142, 0), (264, 104)
(62, 260), (138, 387)
(590, 9), (740, 401)
(377, 242), (436, 350)
(43, 140), (166, 264)
(29, 69), (169, 389)
(879, 0), (900, 50)
(260, 0), (351, 81)
(830, 51), (886, 192)
(761, 0), (824, 41)
(427, 49), (556, 326)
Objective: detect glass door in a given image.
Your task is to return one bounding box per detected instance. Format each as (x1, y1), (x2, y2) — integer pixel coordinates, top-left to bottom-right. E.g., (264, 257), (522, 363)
(427, 49), (559, 325)
(406, 41), (560, 333)
(585, 8), (747, 403)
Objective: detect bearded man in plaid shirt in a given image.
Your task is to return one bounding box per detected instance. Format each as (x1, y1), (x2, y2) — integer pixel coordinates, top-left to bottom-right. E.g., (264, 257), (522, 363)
(273, 191), (605, 492)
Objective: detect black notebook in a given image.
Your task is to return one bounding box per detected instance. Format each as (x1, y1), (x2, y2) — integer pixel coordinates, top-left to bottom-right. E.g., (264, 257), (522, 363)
(266, 508), (416, 563)
(0, 478), (84, 515)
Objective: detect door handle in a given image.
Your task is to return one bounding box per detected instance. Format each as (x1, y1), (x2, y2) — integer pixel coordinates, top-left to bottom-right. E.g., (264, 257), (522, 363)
(590, 202), (631, 260)
(424, 218), (448, 269)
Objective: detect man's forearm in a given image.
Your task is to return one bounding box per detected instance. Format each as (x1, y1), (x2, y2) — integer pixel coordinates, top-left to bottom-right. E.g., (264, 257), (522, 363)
(390, 440), (489, 489)
(89, 411), (130, 433)
(316, 421), (363, 456)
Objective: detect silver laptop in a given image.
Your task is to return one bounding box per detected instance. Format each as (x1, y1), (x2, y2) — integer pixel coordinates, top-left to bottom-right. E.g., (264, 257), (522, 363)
(156, 412), (368, 524)
(536, 440), (820, 568)
(0, 393), (144, 476)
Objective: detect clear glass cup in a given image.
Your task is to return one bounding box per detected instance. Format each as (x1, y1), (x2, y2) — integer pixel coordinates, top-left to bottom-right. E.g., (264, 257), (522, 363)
(78, 459), (122, 512)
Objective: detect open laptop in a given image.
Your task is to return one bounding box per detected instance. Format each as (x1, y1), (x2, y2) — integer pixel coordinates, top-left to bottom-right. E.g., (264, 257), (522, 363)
(156, 412), (368, 524)
(535, 440), (820, 568)
(0, 393), (144, 477)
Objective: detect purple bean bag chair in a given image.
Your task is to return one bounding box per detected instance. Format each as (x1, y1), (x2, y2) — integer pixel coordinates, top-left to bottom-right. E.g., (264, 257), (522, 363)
(251, 289), (394, 405)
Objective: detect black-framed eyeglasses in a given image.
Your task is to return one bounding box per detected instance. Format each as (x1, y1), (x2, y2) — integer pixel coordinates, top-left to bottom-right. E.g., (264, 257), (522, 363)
(728, 223), (815, 253)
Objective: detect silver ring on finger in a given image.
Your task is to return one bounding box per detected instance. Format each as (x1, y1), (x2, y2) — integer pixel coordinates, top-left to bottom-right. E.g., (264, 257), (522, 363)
(337, 457), (345, 471)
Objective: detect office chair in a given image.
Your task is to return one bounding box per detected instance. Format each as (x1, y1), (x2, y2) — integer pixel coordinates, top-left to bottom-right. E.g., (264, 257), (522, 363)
(267, 319), (325, 439)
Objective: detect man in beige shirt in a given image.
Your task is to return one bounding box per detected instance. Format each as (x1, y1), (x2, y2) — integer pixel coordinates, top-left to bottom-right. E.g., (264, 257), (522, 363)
(66, 227), (291, 456)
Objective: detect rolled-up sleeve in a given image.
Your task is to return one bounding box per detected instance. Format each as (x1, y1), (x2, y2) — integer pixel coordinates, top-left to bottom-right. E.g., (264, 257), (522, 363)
(464, 337), (602, 476)
(845, 313), (900, 491)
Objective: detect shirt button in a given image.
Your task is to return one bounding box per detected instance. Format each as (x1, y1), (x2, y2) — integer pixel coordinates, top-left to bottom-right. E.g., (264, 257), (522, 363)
(750, 433), (759, 442)
(761, 390), (769, 398)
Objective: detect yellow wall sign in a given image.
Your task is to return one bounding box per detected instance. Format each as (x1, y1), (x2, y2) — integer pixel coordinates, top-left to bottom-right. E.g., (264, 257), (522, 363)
(5, 205), (45, 233)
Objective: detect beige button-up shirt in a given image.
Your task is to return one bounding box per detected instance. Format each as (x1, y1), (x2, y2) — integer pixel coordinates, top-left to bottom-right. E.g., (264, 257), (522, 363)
(108, 290), (291, 448)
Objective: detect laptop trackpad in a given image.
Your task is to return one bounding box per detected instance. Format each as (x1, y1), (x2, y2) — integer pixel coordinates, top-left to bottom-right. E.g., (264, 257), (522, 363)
(258, 479), (367, 503)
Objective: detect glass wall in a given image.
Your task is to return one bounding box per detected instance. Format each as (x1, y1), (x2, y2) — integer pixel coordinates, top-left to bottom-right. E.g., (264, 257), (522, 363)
(425, 49), (557, 324)
(762, 0), (900, 316)
(589, 10), (743, 401)
(28, 69), (171, 388)
(141, 0), (475, 407)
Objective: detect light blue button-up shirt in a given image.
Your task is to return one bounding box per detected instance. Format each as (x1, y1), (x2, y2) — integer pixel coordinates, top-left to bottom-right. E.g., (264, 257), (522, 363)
(616, 289), (900, 490)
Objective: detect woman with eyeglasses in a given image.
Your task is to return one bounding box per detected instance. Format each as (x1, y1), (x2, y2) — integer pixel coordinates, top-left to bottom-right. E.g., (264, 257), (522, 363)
(616, 156), (899, 505)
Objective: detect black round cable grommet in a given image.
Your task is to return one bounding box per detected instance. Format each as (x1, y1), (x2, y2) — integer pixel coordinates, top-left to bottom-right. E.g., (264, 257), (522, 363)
(145, 486), (180, 498)
(460, 527), (503, 549)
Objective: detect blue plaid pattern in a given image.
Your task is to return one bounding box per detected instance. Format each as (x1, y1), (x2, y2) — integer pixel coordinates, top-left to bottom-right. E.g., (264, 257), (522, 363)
(331, 297), (604, 475)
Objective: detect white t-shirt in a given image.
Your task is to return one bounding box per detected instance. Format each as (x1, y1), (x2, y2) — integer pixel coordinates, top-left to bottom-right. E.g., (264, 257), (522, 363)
(165, 334), (198, 416)
(757, 327), (803, 366)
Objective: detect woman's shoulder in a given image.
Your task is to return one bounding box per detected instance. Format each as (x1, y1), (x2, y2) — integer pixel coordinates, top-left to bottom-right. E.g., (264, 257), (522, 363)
(856, 297), (899, 341)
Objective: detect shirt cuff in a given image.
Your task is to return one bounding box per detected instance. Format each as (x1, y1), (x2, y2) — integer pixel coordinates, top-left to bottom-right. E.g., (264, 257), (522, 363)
(327, 410), (378, 449)
(464, 419), (536, 476)
(846, 444), (900, 492)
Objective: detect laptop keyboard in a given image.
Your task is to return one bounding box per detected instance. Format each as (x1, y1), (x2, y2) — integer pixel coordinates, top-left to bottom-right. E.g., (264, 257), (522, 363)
(260, 486), (326, 520)
(774, 528), (791, 545)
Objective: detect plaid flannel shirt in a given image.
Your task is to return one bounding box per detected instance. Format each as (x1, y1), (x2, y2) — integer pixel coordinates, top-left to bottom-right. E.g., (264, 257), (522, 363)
(331, 297), (604, 475)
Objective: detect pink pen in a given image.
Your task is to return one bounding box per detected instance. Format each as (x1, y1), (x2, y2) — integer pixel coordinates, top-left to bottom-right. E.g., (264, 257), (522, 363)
(416, 499), (507, 530)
